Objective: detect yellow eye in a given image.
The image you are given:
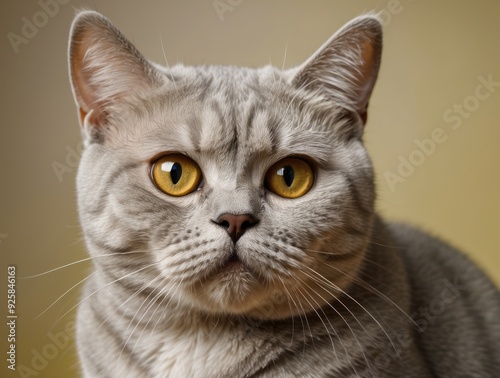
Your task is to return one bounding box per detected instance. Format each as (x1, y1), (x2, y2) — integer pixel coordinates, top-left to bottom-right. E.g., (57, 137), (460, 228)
(265, 157), (314, 199)
(151, 154), (202, 197)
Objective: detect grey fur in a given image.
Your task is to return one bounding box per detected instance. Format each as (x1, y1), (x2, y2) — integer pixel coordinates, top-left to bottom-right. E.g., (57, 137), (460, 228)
(69, 11), (500, 378)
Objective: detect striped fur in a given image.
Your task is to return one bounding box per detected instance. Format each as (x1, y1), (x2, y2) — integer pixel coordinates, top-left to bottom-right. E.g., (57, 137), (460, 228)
(69, 11), (500, 377)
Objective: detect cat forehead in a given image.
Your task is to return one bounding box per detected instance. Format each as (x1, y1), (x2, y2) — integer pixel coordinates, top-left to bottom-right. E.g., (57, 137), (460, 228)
(161, 64), (293, 116)
(109, 64), (340, 164)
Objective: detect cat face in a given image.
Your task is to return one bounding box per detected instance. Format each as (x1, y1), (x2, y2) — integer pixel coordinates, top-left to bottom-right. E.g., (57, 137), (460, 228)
(69, 11), (382, 319)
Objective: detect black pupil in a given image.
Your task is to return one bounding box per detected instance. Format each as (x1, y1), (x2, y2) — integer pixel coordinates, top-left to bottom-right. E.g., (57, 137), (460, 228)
(282, 165), (294, 187)
(170, 162), (182, 185)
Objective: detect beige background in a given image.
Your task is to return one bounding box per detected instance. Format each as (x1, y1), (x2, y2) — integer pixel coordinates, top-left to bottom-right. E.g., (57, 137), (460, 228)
(1, 0), (499, 376)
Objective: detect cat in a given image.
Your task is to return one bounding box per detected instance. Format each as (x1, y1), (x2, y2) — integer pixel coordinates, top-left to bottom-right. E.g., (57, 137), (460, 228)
(68, 10), (500, 378)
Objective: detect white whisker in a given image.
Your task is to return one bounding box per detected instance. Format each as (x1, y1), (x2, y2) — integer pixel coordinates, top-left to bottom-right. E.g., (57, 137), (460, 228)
(34, 271), (96, 320)
(303, 265), (397, 355)
(322, 261), (420, 330)
(293, 275), (366, 376)
(21, 250), (151, 279)
(51, 259), (164, 328)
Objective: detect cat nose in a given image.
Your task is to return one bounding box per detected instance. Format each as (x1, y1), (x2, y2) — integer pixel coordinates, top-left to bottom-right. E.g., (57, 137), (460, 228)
(215, 213), (257, 243)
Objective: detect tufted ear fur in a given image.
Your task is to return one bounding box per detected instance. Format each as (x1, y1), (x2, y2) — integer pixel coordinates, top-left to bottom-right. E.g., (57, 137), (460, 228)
(68, 10), (164, 129)
(291, 15), (382, 125)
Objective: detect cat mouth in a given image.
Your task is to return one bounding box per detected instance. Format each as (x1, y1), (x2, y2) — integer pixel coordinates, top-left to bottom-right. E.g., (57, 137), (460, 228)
(227, 249), (240, 262)
(189, 246), (268, 314)
(223, 249), (245, 270)
(219, 247), (257, 276)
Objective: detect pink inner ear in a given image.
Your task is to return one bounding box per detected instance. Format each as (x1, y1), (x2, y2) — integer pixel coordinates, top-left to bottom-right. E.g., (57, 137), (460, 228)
(356, 41), (379, 114)
(70, 25), (109, 127)
(69, 11), (164, 130)
(79, 108), (87, 125)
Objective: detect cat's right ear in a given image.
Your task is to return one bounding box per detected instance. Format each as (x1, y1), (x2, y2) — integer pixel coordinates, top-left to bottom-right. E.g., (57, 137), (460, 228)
(68, 11), (164, 130)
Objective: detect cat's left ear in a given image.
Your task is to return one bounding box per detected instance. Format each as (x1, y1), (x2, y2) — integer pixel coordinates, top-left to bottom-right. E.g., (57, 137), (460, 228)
(68, 11), (165, 130)
(290, 15), (382, 125)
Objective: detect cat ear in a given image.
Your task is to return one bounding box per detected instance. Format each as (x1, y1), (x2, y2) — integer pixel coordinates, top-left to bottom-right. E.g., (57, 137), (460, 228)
(291, 15), (382, 124)
(68, 11), (164, 128)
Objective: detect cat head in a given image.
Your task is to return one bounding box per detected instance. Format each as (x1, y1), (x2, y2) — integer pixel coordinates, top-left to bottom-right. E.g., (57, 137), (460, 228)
(69, 11), (381, 319)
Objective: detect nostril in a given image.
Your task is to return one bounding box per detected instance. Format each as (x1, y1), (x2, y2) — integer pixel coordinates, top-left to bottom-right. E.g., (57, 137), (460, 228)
(241, 220), (251, 231)
(215, 213), (258, 243)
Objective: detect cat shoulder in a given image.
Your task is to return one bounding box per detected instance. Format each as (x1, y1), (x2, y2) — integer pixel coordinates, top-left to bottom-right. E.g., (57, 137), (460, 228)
(386, 221), (499, 309)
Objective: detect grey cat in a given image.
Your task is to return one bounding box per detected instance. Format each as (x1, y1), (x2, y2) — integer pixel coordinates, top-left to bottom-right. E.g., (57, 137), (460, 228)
(68, 10), (500, 378)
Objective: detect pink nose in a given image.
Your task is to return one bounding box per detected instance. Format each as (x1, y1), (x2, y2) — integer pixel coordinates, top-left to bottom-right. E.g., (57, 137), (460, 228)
(216, 213), (257, 243)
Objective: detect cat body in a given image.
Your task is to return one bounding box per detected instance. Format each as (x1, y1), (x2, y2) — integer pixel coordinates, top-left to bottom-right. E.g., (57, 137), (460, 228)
(69, 11), (500, 377)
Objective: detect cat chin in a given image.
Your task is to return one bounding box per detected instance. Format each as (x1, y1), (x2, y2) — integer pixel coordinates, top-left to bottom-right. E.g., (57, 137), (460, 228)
(183, 286), (339, 320)
(179, 267), (335, 320)
(184, 266), (268, 314)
